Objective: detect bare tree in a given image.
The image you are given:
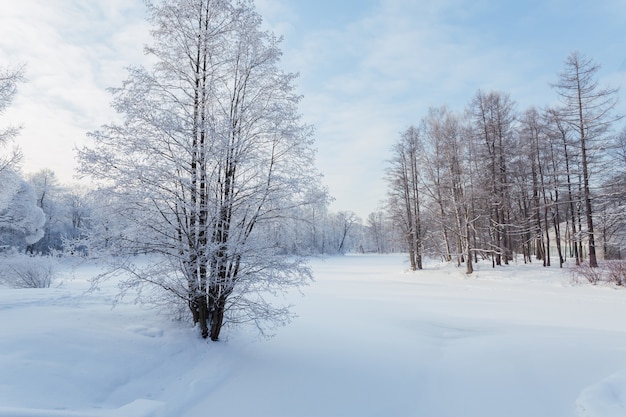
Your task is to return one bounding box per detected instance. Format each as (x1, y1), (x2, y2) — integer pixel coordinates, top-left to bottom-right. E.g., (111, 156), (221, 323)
(467, 90), (517, 266)
(552, 51), (622, 267)
(596, 125), (626, 259)
(517, 107), (552, 265)
(78, 0), (324, 341)
(543, 107), (583, 265)
(335, 211), (360, 254)
(420, 107), (474, 273)
(0, 65), (24, 174)
(386, 126), (424, 270)
(366, 211), (394, 254)
(419, 109), (454, 262)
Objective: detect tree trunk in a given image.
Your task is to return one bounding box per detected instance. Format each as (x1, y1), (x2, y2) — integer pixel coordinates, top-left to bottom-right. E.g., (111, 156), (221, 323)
(579, 105), (598, 266)
(209, 298), (225, 341)
(552, 205), (564, 267)
(191, 294), (209, 339)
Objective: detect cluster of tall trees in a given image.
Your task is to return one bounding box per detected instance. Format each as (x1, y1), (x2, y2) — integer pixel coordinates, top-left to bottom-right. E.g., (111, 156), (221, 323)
(23, 170), (93, 254)
(297, 209), (404, 255)
(387, 52), (625, 273)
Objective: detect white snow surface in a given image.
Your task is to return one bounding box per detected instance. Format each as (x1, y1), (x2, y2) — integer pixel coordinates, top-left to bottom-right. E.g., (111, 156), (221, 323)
(1, 254), (626, 416)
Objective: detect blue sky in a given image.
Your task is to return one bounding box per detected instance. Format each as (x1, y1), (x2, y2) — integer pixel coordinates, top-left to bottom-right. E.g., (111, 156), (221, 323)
(2, 0), (626, 219)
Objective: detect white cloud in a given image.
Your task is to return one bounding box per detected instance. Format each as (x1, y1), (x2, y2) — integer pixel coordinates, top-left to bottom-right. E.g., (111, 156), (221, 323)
(255, 0), (299, 39)
(264, 0), (626, 218)
(2, 0), (625, 219)
(0, 0), (149, 183)
(267, 0), (511, 216)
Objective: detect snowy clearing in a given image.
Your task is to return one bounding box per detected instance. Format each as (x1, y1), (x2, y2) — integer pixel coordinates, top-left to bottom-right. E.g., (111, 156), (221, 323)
(1, 254), (625, 416)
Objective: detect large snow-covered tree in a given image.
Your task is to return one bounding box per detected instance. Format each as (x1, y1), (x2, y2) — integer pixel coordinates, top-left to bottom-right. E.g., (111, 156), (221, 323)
(78, 0), (324, 340)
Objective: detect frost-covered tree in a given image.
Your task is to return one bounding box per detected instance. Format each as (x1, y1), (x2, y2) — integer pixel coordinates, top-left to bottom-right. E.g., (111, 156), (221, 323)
(78, 0), (323, 340)
(467, 90), (517, 266)
(386, 126), (424, 270)
(364, 211), (397, 254)
(25, 169), (66, 254)
(62, 186), (92, 243)
(595, 125), (626, 259)
(420, 107), (474, 273)
(0, 170), (45, 249)
(0, 65), (24, 174)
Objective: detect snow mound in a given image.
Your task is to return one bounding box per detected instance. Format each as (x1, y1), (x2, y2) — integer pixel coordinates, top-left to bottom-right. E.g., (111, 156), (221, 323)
(576, 370), (626, 416)
(0, 399), (164, 417)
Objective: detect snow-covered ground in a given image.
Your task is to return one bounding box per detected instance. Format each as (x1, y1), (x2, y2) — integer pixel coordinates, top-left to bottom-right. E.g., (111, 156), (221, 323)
(1, 254), (625, 417)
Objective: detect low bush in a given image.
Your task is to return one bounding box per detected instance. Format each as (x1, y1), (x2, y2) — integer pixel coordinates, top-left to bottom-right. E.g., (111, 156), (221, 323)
(606, 261), (626, 286)
(0, 254), (58, 288)
(572, 262), (605, 285)
(570, 260), (626, 288)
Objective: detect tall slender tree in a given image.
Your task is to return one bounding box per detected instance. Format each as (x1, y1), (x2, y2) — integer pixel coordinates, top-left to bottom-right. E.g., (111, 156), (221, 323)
(386, 126), (424, 270)
(468, 90), (517, 266)
(552, 51), (621, 267)
(420, 106), (474, 273)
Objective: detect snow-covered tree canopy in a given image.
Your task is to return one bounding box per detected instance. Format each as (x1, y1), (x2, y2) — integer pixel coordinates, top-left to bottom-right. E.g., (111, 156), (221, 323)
(0, 170), (45, 248)
(78, 0), (325, 340)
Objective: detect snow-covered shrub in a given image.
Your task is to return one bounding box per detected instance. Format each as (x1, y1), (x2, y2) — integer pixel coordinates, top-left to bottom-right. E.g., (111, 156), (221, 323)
(606, 261), (626, 287)
(572, 262), (605, 285)
(571, 261), (626, 288)
(0, 254), (58, 288)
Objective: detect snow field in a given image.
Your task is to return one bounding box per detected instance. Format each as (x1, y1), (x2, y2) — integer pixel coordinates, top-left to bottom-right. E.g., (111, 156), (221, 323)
(0, 254), (625, 416)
